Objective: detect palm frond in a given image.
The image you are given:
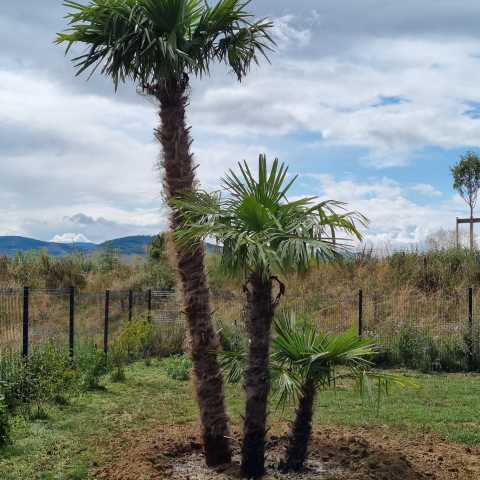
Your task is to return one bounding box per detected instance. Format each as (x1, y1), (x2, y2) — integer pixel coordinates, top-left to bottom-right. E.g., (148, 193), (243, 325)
(219, 348), (245, 384)
(57, 0), (275, 88)
(174, 154), (368, 278)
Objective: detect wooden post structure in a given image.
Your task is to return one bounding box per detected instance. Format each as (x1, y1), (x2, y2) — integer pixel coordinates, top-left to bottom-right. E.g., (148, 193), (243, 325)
(456, 217), (459, 249)
(456, 217), (480, 252)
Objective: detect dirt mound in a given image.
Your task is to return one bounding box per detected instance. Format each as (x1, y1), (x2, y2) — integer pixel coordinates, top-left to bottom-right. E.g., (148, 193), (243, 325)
(92, 425), (480, 480)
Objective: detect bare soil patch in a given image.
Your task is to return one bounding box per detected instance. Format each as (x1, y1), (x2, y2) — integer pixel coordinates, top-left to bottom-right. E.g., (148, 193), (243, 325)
(92, 424), (480, 480)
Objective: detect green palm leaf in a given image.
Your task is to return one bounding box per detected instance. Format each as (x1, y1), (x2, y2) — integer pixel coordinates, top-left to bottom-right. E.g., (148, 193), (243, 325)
(174, 154), (368, 278)
(57, 0), (275, 88)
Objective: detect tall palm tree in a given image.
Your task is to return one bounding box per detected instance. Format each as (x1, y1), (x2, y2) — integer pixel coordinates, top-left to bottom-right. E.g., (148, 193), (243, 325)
(175, 154), (367, 478)
(57, 0), (274, 467)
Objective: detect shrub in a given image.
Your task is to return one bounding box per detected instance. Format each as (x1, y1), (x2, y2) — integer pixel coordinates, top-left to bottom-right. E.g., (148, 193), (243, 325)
(0, 343), (111, 419)
(75, 344), (107, 390)
(111, 315), (185, 360)
(217, 319), (245, 353)
(384, 323), (467, 372)
(164, 355), (192, 381)
(0, 386), (11, 448)
(108, 342), (127, 383)
(114, 316), (159, 361)
(0, 344), (81, 417)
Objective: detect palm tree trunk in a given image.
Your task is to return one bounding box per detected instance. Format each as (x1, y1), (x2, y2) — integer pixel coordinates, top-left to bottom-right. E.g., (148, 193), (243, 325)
(241, 272), (274, 479)
(156, 77), (231, 467)
(281, 379), (316, 472)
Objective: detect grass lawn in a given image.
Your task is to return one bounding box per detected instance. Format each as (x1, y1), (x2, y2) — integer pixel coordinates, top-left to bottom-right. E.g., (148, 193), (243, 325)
(1, 361), (480, 480)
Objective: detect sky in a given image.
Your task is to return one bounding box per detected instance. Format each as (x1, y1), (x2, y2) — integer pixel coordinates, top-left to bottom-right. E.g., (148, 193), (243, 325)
(2, 1), (480, 247)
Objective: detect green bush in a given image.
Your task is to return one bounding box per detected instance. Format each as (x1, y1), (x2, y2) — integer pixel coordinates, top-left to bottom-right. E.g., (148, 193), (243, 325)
(0, 345), (81, 417)
(111, 315), (185, 360)
(75, 344), (107, 390)
(108, 341), (127, 383)
(0, 386), (11, 448)
(384, 324), (467, 372)
(164, 355), (192, 381)
(0, 343), (110, 418)
(217, 319), (245, 353)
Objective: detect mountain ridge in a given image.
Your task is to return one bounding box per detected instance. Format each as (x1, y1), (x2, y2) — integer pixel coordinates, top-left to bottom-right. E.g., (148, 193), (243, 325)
(0, 235), (219, 257)
(0, 235), (156, 257)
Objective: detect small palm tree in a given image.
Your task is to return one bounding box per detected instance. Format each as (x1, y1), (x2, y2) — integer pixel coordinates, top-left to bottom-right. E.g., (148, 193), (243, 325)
(57, 0), (274, 467)
(175, 154), (367, 478)
(272, 313), (406, 472)
(220, 312), (408, 474)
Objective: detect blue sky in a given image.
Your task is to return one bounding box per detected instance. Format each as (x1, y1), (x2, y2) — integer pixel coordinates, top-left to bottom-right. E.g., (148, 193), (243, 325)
(1, 1), (480, 247)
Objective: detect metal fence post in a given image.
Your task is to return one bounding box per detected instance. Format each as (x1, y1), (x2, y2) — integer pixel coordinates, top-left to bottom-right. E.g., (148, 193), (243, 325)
(69, 286), (75, 358)
(104, 290), (110, 355)
(147, 289), (152, 322)
(22, 286), (29, 357)
(468, 287), (474, 369)
(358, 289), (363, 337)
(128, 289), (133, 321)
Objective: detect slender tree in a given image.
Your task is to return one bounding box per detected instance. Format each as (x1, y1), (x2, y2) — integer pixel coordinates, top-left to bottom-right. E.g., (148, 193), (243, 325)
(175, 154), (367, 478)
(451, 152), (480, 252)
(57, 0), (275, 467)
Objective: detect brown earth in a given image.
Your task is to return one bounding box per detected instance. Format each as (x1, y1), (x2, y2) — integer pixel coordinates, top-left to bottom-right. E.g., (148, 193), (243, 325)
(92, 424), (480, 480)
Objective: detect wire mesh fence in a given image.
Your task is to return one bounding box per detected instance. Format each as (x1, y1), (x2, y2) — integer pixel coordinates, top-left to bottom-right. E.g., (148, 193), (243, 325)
(1, 286), (480, 371)
(0, 288), (183, 356)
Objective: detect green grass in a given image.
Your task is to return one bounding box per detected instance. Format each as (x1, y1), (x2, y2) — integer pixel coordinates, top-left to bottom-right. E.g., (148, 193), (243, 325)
(1, 362), (480, 479)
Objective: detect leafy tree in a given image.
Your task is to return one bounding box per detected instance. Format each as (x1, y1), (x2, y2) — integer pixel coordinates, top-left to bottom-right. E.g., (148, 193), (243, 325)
(451, 152), (480, 251)
(175, 154), (367, 478)
(57, 0), (274, 466)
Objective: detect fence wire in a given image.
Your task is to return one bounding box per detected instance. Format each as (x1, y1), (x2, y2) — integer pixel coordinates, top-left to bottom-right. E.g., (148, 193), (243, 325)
(1, 287), (480, 371)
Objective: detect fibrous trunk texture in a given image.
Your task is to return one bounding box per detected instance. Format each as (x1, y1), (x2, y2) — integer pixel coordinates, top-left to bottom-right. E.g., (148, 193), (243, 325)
(241, 273), (274, 479)
(281, 379), (316, 472)
(156, 77), (231, 467)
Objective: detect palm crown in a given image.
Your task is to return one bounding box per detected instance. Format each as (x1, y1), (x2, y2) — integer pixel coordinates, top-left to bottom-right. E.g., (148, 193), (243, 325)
(175, 154), (368, 278)
(220, 312), (408, 407)
(56, 0), (274, 88)
(272, 313), (382, 406)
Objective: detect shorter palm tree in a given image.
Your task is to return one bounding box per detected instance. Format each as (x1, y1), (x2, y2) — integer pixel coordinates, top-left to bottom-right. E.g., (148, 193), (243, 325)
(220, 312), (409, 473)
(272, 312), (407, 472)
(175, 154), (367, 478)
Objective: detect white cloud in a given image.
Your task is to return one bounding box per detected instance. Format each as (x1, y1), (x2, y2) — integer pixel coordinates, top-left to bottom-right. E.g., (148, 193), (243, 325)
(0, 69), (168, 241)
(410, 183), (442, 197)
(271, 15), (312, 50)
(307, 174), (460, 247)
(191, 36), (480, 167)
(51, 233), (93, 244)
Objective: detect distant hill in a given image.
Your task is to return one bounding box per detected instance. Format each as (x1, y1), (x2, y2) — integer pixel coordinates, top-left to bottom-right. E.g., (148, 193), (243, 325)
(100, 236), (155, 256)
(0, 235), (152, 257)
(0, 235), (220, 257)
